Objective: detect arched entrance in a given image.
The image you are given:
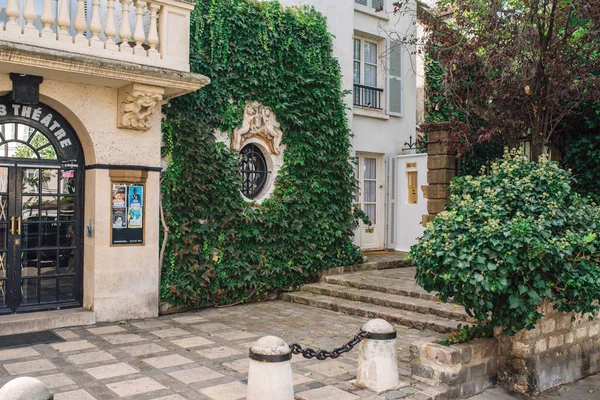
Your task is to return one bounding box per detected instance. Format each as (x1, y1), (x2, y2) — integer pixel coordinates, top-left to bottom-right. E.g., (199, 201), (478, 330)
(0, 99), (84, 314)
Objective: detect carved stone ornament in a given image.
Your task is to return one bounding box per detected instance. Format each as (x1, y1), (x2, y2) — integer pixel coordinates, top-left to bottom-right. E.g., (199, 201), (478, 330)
(231, 102), (283, 154)
(117, 83), (165, 131)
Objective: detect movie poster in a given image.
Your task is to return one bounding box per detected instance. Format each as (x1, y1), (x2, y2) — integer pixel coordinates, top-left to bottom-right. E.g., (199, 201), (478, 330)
(112, 184), (127, 208)
(112, 208), (127, 229)
(127, 185), (143, 229)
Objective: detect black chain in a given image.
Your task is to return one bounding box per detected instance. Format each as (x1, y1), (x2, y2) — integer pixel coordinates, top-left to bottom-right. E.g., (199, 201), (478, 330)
(289, 331), (367, 360)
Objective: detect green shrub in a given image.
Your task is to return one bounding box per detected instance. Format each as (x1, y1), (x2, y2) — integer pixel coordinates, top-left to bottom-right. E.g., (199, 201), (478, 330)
(411, 150), (600, 336)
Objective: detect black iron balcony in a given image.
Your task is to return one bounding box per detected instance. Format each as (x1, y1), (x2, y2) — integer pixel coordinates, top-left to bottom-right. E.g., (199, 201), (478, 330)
(353, 84), (384, 110)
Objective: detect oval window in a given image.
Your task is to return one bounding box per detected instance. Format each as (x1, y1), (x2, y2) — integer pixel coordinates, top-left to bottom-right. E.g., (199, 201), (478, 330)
(239, 144), (269, 199)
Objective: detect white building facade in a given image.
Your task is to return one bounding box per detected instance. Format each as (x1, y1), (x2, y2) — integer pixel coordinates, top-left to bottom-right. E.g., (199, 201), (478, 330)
(280, 0), (426, 252)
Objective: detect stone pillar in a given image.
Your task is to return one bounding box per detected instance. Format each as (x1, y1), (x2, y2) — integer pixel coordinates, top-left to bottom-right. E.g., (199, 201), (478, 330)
(421, 123), (456, 225)
(247, 336), (294, 400)
(356, 319), (400, 392)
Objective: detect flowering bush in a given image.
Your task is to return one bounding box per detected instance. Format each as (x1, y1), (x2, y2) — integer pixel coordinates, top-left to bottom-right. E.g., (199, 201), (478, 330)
(411, 150), (600, 336)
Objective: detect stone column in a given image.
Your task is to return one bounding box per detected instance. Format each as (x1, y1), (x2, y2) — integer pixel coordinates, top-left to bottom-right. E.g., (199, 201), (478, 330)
(421, 123), (455, 225)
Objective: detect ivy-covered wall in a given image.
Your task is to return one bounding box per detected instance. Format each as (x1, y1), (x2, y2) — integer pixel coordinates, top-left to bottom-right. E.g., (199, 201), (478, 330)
(160, 0), (363, 309)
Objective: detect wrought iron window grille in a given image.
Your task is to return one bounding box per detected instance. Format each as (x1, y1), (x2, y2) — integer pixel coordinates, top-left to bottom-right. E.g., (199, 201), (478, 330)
(239, 144), (270, 200)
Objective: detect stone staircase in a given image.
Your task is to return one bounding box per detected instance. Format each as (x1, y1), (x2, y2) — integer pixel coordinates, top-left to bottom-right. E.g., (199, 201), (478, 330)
(282, 264), (474, 334)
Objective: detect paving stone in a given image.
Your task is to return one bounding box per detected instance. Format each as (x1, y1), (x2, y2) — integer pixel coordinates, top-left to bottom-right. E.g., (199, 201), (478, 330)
(55, 330), (79, 340)
(199, 381), (247, 400)
(197, 346), (242, 359)
(4, 359), (56, 375)
(106, 376), (167, 397)
(85, 362), (139, 379)
(213, 330), (258, 341)
(0, 347), (39, 361)
(87, 325), (127, 335)
(296, 385), (360, 400)
(144, 354), (194, 369)
(51, 340), (96, 353)
(170, 336), (214, 349)
(36, 373), (76, 389)
(66, 350), (116, 365)
(193, 323), (232, 332)
(172, 315), (207, 324)
(222, 358), (249, 373)
(102, 333), (147, 344)
(54, 389), (97, 400)
(305, 360), (355, 377)
(150, 328), (190, 338)
(121, 343), (168, 356)
(131, 320), (169, 329)
(293, 373), (314, 385)
(152, 396), (188, 400)
(167, 366), (224, 384)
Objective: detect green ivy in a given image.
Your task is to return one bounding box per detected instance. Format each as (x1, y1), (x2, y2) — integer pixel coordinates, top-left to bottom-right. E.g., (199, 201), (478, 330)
(160, 0), (363, 308)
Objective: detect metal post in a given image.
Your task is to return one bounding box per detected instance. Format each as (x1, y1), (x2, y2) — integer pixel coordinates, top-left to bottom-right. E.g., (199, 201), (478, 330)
(0, 377), (53, 399)
(357, 319), (401, 392)
(247, 336), (294, 400)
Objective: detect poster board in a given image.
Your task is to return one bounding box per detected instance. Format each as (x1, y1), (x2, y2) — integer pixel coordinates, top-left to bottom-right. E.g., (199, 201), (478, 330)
(111, 183), (144, 245)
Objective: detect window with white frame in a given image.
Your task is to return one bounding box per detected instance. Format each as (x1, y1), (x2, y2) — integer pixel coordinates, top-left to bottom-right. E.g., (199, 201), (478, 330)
(355, 0), (384, 11)
(353, 37), (383, 109)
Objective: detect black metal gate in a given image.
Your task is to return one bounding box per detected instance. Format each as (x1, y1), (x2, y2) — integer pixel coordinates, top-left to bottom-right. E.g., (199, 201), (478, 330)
(0, 99), (84, 314)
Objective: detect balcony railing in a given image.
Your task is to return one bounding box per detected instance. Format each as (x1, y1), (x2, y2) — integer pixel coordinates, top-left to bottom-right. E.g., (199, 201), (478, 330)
(353, 83), (384, 110)
(0, 0), (193, 71)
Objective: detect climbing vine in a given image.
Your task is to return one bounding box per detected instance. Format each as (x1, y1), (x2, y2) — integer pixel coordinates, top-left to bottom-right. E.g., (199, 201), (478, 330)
(160, 0), (363, 309)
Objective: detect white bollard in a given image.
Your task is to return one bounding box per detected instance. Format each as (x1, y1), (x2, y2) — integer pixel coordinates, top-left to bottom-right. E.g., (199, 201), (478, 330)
(0, 377), (53, 400)
(356, 318), (400, 392)
(247, 335), (294, 400)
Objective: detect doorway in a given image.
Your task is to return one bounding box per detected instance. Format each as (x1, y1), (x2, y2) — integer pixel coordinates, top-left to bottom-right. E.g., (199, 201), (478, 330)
(0, 104), (84, 315)
(356, 153), (384, 250)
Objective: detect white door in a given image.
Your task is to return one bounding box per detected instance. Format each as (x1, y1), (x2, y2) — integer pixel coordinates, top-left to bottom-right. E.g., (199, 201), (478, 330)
(356, 154), (384, 250)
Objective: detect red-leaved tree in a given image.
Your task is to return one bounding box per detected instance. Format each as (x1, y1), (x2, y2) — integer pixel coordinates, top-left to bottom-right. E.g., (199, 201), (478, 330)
(405, 0), (600, 159)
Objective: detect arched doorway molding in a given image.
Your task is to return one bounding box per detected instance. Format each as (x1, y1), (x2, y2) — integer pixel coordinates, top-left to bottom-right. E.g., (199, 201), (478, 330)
(0, 97), (86, 314)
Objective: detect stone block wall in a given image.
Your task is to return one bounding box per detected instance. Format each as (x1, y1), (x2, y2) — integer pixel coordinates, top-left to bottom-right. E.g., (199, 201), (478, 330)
(497, 302), (600, 395)
(410, 338), (498, 398)
(421, 123), (455, 225)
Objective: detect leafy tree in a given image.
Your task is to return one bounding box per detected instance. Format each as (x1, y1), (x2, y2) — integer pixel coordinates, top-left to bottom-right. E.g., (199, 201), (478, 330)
(409, 0), (600, 159)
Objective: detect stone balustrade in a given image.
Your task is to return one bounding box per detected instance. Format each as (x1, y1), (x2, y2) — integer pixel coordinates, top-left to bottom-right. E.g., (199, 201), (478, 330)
(0, 0), (193, 71)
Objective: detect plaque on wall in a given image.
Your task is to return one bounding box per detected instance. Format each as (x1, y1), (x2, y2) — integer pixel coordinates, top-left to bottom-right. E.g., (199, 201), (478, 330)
(111, 183), (144, 245)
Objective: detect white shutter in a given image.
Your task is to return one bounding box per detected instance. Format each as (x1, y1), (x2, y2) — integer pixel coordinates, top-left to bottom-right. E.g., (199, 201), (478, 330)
(387, 40), (403, 116)
(385, 154), (397, 249)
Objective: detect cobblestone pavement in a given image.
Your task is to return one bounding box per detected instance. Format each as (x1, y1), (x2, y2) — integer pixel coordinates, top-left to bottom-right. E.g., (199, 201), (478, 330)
(0, 301), (444, 400)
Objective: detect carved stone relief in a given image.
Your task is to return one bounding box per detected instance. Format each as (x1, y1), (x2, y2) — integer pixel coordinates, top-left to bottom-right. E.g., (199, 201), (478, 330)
(117, 83), (164, 131)
(231, 102), (283, 154)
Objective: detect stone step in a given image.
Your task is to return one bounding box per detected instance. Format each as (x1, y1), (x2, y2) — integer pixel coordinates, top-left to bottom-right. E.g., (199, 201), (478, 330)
(0, 308), (96, 335)
(281, 292), (467, 334)
(301, 283), (473, 323)
(323, 273), (440, 302)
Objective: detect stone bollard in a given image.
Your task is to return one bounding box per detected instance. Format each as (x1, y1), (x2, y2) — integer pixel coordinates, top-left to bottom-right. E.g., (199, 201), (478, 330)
(357, 318), (400, 392)
(247, 335), (294, 400)
(0, 377), (53, 400)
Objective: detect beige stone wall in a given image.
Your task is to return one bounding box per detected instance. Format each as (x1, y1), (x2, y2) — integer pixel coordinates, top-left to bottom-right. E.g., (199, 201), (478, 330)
(0, 73), (162, 322)
(497, 302), (600, 395)
(410, 338), (498, 398)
